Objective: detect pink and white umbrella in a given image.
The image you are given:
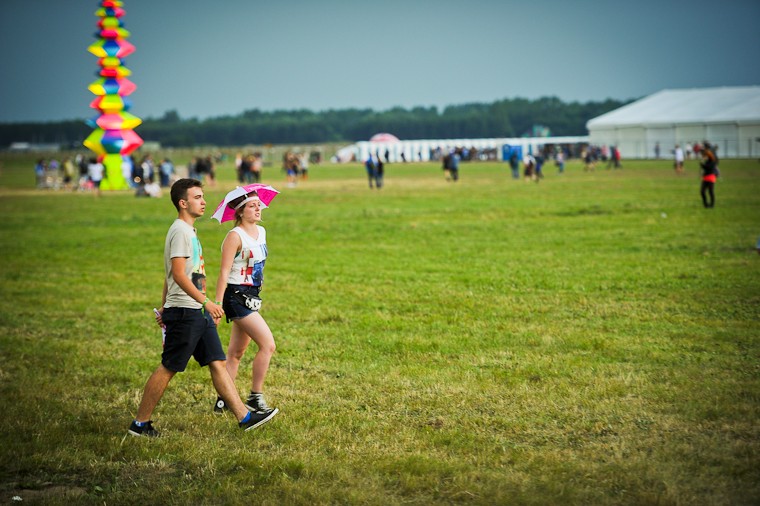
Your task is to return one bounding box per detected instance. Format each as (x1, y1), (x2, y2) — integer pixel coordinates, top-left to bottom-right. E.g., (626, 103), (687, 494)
(211, 183), (279, 223)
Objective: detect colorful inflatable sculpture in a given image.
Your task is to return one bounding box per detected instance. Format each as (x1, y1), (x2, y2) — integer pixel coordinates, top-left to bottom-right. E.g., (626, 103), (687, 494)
(84, 0), (143, 190)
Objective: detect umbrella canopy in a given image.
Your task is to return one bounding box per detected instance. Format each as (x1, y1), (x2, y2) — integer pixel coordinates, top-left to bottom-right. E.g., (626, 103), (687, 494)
(211, 183), (279, 223)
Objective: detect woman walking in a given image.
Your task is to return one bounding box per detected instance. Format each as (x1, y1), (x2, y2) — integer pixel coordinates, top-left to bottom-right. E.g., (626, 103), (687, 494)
(213, 190), (278, 416)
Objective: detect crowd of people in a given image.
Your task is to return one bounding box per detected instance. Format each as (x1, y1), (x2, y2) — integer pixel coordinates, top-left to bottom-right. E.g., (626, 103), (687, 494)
(33, 139), (724, 209)
(34, 155), (92, 191)
(33, 153), (178, 198)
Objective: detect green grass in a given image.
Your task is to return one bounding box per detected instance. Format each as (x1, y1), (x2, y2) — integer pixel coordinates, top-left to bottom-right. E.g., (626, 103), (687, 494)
(0, 154), (759, 505)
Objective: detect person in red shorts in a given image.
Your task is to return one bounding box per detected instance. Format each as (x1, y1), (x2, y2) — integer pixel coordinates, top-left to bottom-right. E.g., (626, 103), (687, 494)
(699, 142), (718, 208)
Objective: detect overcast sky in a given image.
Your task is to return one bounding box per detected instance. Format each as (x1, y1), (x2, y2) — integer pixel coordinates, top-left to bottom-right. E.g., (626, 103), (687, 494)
(1, 0), (759, 123)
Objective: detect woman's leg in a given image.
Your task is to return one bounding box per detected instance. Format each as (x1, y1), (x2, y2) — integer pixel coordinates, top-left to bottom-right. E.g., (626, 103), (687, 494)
(234, 312), (276, 393)
(225, 323), (251, 382)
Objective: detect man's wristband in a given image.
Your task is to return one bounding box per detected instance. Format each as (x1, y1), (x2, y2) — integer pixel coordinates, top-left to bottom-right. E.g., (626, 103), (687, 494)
(202, 297), (210, 307)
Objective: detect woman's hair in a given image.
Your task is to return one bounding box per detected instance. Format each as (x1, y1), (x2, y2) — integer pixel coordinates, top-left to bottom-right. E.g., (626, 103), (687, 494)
(227, 190), (258, 226)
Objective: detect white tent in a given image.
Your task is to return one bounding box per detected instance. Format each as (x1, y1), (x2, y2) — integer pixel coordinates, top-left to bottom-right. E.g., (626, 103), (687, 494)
(587, 86), (760, 159)
(353, 136), (588, 163)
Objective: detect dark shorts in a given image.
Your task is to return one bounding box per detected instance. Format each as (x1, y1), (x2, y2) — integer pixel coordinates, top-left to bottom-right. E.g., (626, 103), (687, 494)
(160, 307), (226, 372)
(222, 284), (261, 322)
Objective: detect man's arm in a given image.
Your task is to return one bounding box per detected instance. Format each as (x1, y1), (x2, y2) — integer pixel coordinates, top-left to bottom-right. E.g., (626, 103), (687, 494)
(154, 279), (169, 326)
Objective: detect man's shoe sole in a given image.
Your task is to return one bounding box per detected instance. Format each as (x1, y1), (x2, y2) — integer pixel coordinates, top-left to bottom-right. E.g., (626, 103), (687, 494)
(244, 408), (279, 431)
(128, 429), (158, 438)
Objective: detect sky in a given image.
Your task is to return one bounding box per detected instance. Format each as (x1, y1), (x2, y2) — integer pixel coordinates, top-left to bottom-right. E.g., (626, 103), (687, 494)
(1, 0), (759, 123)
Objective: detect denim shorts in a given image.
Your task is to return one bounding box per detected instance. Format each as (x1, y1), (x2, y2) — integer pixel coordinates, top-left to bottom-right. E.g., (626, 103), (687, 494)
(160, 307), (226, 372)
(222, 284), (261, 322)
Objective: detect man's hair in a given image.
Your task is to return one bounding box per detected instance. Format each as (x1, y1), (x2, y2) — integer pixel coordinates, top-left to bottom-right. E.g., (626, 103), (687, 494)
(170, 178), (203, 211)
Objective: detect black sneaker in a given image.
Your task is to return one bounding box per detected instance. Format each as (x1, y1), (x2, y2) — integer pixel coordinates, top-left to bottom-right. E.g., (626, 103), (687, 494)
(239, 408), (279, 431)
(213, 396), (227, 413)
(245, 392), (276, 414)
(128, 420), (160, 438)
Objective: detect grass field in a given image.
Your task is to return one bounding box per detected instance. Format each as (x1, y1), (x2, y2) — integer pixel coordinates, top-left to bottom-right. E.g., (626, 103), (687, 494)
(0, 153), (759, 505)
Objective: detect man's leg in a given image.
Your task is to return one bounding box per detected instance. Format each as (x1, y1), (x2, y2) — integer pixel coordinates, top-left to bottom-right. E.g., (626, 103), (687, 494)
(135, 364), (176, 422)
(208, 360), (249, 421)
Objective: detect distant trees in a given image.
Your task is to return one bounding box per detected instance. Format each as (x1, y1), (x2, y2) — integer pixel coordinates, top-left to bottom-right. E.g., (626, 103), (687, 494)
(0, 96), (631, 148)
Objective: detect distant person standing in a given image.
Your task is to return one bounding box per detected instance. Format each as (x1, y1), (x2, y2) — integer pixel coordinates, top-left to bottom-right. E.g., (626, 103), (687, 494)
(555, 150), (565, 174)
(375, 156), (384, 188)
(35, 159), (46, 188)
(160, 158), (175, 187)
(299, 152), (309, 180)
(204, 155), (217, 187)
(449, 151), (460, 182)
(63, 157), (77, 190)
(87, 157), (104, 196)
(365, 155), (376, 189)
(674, 144), (685, 174)
(699, 142), (718, 208)
(240, 155), (253, 184)
(534, 152), (544, 181)
(48, 158), (60, 188)
(523, 153), (536, 180)
(122, 156), (135, 188)
(252, 153), (263, 183)
(140, 154), (155, 184)
(607, 146), (620, 170)
(235, 152), (244, 183)
(693, 142), (702, 160)
(509, 151), (520, 179)
(654, 142), (661, 159)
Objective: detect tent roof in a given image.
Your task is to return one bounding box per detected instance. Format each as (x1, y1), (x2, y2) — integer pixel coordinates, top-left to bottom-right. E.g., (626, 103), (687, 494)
(587, 86), (760, 129)
(369, 132), (400, 143)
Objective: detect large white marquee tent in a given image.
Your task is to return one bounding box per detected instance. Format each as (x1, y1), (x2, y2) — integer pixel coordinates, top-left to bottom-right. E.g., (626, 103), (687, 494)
(587, 86), (760, 159)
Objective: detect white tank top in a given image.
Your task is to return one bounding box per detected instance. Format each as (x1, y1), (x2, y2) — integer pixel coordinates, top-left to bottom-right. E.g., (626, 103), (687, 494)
(226, 226), (267, 287)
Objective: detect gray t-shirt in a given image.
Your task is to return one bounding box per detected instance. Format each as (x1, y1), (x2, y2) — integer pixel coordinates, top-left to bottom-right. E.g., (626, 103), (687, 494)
(164, 219), (206, 309)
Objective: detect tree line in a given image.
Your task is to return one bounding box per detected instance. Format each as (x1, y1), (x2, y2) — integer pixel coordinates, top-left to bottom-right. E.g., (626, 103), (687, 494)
(0, 96), (631, 148)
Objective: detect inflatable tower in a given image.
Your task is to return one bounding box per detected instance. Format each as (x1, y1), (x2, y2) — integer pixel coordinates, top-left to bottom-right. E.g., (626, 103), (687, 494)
(84, 0), (143, 190)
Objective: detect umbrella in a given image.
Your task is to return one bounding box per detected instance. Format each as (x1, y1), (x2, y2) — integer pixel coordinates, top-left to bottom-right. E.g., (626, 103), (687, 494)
(211, 183), (279, 223)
